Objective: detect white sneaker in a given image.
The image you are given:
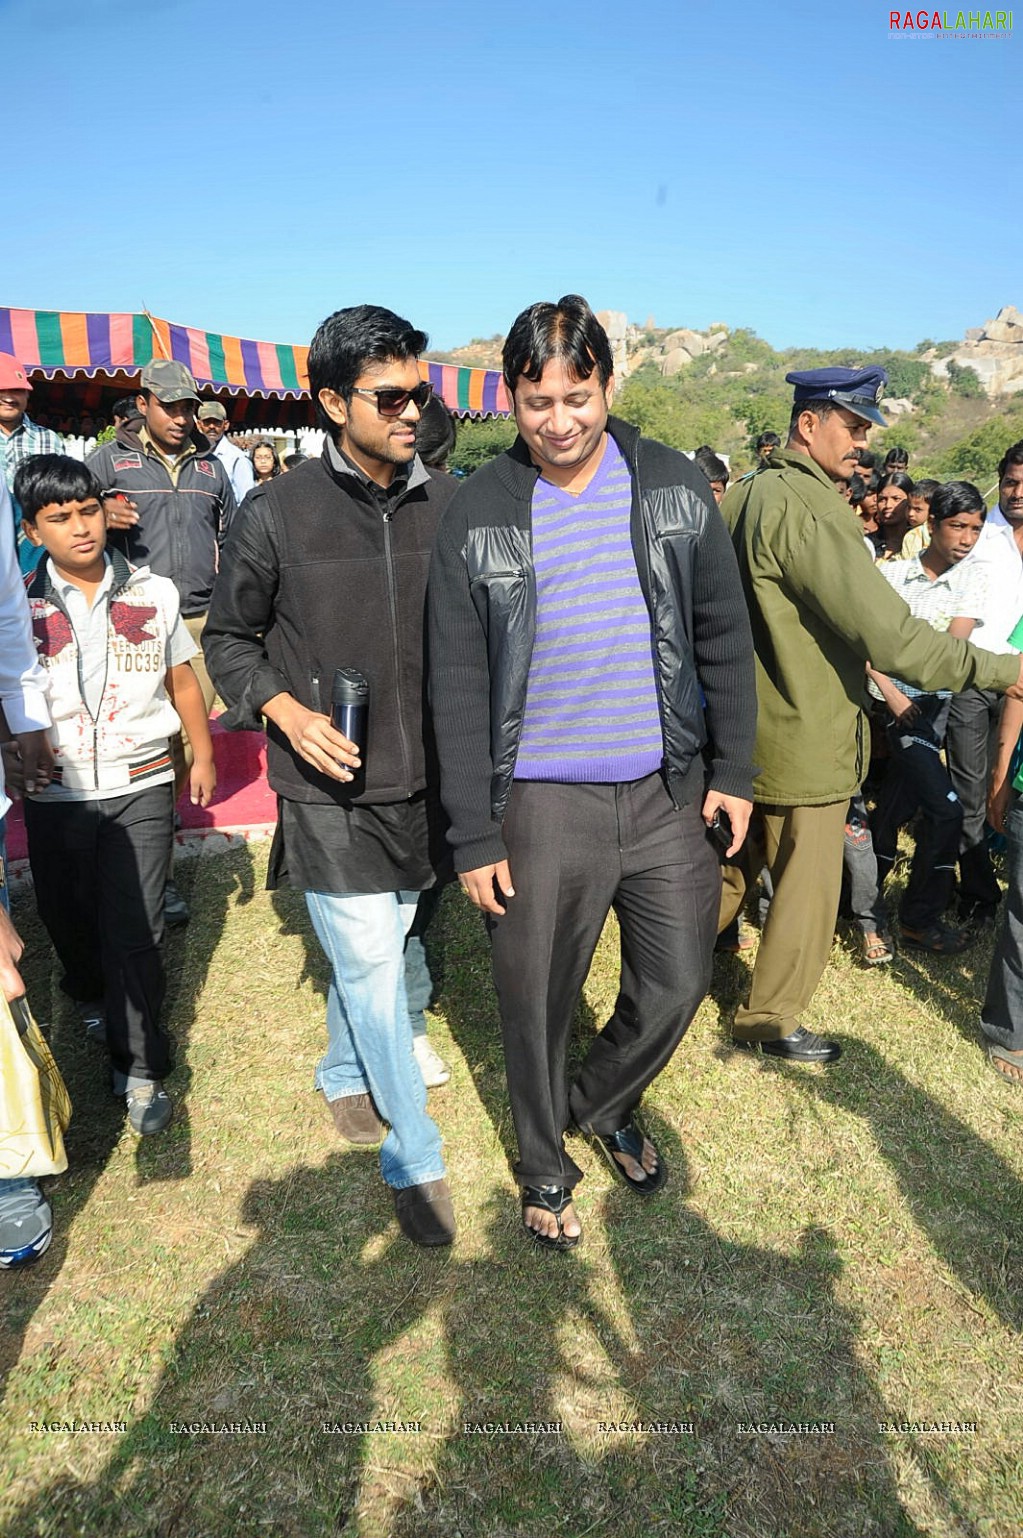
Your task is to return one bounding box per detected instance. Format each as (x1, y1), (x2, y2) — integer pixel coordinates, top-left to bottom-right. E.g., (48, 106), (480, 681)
(0, 1178), (53, 1268)
(413, 1035), (451, 1088)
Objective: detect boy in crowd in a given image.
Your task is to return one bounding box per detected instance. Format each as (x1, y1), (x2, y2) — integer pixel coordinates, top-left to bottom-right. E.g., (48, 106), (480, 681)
(946, 444), (1023, 930)
(867, 481), (988, 955)
(900, 477), (940, 562)
(13, 455), (216, 1134)
(693, 445), (729, 504)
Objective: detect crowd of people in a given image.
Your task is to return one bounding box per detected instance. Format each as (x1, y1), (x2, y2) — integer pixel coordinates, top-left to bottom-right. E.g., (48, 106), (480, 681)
(2, 296), (1023, 1269)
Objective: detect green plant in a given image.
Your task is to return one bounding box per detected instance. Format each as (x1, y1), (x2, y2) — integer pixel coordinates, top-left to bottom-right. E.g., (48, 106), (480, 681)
(947, 360), (984, 399)
(449, 415), (518, 475)
(934, 408), (1023, 481)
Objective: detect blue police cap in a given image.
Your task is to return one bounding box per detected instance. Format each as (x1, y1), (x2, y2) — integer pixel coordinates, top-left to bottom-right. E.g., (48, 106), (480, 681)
(785, 366), (888, 428)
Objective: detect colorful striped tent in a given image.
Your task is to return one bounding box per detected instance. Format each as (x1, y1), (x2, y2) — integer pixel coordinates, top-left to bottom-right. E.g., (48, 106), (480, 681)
(0, 306), (511, 421)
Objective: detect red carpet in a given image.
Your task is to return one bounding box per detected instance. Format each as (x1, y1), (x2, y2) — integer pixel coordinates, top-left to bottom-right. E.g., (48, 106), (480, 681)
(4, 717), (277, 861)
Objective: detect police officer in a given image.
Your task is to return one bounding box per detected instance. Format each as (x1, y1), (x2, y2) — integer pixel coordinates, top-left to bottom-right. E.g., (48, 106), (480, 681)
(719, 366), (1023, 1062)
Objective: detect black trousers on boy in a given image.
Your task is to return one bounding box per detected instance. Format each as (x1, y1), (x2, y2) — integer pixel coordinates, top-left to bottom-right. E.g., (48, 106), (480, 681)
(870, 700), (963, 933)
(487, 773), (721, 1191)
(25, 786), (174, 1084)
(945, 687), (1002, 920)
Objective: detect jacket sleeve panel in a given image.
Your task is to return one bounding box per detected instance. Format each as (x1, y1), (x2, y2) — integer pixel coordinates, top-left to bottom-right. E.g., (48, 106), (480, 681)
(201, 493), (290, 731)
(783, 503), (1020, 696)
(691, 504), (758, 800)
(215, 469), (238, 547)
(85, 442), (116, 487)
(427, 491), (509, 873)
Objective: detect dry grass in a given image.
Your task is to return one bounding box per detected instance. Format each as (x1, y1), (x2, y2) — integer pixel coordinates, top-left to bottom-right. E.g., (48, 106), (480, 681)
(2, 840), (1023, 1538)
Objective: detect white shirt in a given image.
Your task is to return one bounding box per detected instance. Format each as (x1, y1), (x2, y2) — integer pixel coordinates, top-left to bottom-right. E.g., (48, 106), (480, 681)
(869, 554), (988, 701)
(0, 482), (52, 817)
(213, 435), (256, 506)
(962, 507), (1023, 655)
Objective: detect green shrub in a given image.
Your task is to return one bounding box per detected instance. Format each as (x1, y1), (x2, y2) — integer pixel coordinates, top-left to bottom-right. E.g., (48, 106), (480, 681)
(449, 416), (518, 475)
(947, 361), (984, 399)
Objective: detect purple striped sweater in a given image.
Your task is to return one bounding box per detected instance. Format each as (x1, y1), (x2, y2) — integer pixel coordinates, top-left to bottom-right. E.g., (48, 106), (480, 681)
(514, 436), (664, 783)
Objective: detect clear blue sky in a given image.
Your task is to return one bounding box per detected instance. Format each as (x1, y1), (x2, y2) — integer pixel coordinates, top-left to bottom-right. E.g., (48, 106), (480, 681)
(5, 0), (1017, 354)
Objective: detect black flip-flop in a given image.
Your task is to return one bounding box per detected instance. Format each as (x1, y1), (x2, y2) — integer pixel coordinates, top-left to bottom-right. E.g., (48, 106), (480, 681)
(521, 1186), (581, 1251)
(589, 1121), (667, 1196)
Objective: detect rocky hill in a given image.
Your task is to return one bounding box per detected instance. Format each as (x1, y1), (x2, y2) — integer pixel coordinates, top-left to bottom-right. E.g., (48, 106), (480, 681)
(923, 305), (1023, 396)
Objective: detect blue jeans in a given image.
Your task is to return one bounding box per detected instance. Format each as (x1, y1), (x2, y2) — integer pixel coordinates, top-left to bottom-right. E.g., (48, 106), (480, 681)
(305, 889), (445, 1190)
(404, 886), (442, 1037)
(981, 792), (1023, 1052)
(0, 815), (9, 915)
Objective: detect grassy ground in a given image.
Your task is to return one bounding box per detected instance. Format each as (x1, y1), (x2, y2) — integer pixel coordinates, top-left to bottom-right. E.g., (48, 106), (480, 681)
(2, 839), (1022, 1538)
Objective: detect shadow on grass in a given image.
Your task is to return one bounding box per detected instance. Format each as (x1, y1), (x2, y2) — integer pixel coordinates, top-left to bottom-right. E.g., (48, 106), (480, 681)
(1, 1141), (947, 1538)
(763, 1036), (1023, 1334)
(0, 840), (253, 1413)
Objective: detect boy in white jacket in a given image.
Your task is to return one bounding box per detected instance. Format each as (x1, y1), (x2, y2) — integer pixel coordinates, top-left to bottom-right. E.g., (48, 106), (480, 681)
(15, 455), (215, 1134)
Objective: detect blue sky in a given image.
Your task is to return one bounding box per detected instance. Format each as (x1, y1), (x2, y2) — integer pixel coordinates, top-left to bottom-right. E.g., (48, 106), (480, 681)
(5, 0), (1017, 354)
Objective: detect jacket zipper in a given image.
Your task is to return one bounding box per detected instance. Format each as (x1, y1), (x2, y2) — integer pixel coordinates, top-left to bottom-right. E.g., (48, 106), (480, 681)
(46, 580), (116, 792)
(630, 448), (680, 809)
(382, 508), (413, 791)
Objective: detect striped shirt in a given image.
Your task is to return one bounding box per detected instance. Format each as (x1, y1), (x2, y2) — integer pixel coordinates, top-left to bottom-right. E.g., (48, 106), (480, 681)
(0, 414), (65, 496)
(514, 435), (663, 782)
(1, 414), (65, 573)
(868, 553), (988, 701)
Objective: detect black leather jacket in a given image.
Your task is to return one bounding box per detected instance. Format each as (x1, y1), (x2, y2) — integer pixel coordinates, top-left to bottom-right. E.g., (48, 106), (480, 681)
(427, 416), (757, 872)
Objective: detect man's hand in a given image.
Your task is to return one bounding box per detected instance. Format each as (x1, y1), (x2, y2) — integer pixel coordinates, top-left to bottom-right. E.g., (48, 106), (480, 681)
(701, 790), (753, 858)
(0, 732), (54, 798)
(988, 773), (1012, 834)
(17, 730), (53, 795)
(103, 494), (139, 530)
(460, 861), (515, 915)
(266, 696), (361, 783)
(188, 755), (217, 808)
(0, 906), (25, 1002)
(893, 699), (921, 728)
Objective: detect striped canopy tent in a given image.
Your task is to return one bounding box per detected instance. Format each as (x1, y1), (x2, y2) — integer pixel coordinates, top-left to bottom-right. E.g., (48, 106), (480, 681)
(0, 307), (511, 426)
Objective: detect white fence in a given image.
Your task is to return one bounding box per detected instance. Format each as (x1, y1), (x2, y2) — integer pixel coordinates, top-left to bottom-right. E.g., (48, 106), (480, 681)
(60, 427), (326, 463)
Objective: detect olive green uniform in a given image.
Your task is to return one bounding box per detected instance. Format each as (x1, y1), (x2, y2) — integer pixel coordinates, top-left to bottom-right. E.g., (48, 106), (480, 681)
(720, 449), (1019, 1040)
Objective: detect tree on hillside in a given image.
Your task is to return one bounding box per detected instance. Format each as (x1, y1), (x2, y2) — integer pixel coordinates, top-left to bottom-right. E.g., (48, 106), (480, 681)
(934, 409), (1023, 483)
(449, 416), (517, 474)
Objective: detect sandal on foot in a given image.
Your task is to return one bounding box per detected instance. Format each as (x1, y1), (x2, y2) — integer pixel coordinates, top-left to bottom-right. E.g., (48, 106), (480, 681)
(521, 1186), (580, 1252)
(988, 1043), (1023, 1084)
(588, 1121), (667, 1196)
(899, 922), (972, 956)
(861, 931), (894, 966)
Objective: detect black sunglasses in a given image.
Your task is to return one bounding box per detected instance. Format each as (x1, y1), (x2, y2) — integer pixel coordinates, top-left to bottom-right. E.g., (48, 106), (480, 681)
(349, 382), (433, 418)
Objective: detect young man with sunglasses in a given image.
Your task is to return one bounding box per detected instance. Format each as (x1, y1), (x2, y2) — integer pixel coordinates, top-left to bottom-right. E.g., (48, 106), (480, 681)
(203, 306), (458, 1247)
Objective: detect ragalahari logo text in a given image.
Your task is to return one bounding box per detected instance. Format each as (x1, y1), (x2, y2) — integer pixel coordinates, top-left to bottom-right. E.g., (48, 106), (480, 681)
(889, 8), (1012, 31)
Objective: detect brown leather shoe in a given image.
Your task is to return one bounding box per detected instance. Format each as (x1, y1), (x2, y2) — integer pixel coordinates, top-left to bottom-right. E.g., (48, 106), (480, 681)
(328, 1092), (384, 1144)
(393, 1178), (456, 1247)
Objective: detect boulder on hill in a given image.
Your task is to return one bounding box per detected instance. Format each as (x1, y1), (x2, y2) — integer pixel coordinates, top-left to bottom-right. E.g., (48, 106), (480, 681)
(926, 304), (1023, 396)
(983, 305), (1023, 345)
(660, 348), (691, 377)
(662, 328), (709, 357)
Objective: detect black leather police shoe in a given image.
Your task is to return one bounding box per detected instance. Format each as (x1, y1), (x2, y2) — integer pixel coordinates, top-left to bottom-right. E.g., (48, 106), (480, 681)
(734, 1027), (841, 1063)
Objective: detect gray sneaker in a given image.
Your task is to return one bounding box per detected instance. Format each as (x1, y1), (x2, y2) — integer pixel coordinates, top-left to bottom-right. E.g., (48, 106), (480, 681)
(75, 1000), (107, 1043)
(0, 1178), (53, 1268)
(126, 1082), (174, 1135)
(163, 879), (190, 928)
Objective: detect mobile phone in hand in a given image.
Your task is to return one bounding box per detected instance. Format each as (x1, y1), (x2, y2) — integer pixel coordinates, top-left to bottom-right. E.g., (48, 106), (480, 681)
(709, 809), (733, 854)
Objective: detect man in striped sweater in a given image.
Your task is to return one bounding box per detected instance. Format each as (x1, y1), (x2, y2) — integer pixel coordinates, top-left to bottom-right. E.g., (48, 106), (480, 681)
(428, 297), (756, 1251)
